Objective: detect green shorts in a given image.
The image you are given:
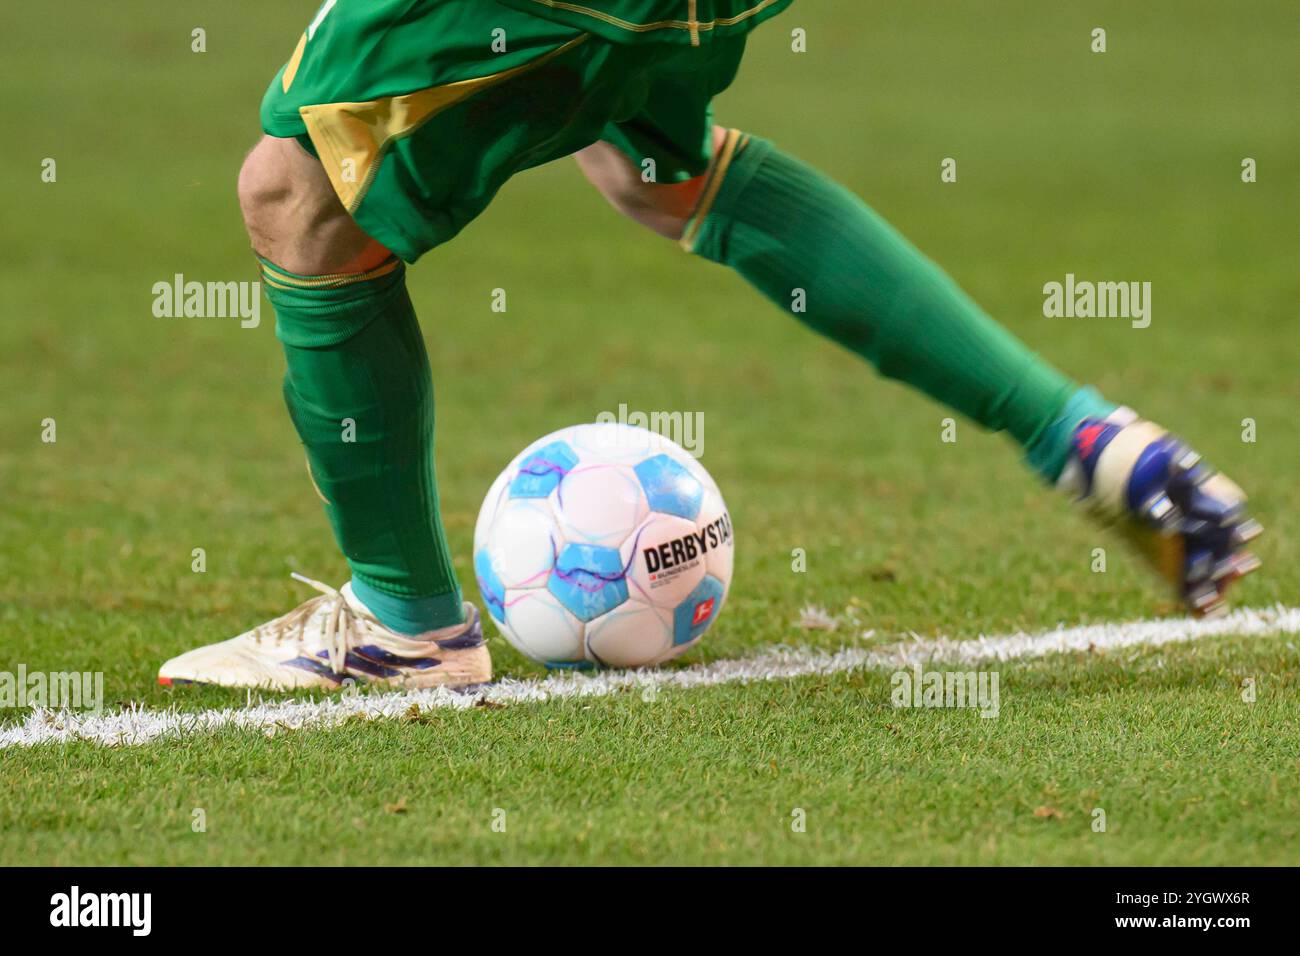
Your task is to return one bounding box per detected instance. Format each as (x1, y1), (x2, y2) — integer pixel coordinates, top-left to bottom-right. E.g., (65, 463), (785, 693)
(260, 0), (790, 262)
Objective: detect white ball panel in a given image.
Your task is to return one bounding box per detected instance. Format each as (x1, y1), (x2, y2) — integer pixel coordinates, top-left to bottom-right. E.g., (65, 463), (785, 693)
(473, 466), (512, 554)
(585, 600), (674, 668)
(488, 499), (560, 588)
(487, 610), (521, 645)
(554, 464), (649, 547)
(622, 514), (707, 609)
(697, 487), (734, 590)
(569, 421), (660, 465)
(503, 589), (585, 664)
(660, 636), (701, 664)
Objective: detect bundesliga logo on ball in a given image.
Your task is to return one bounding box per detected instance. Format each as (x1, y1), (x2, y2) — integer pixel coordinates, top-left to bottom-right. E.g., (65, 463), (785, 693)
(473, 422), (734, 669)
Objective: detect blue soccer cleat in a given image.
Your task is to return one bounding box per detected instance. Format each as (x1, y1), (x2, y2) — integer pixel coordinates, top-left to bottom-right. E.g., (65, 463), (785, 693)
(1059, 409), (1263, 617)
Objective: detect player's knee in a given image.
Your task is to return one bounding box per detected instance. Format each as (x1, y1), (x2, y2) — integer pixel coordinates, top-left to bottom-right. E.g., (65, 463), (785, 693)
(575, 142), (702, 241)
(236, 135), (388, 274)
(236, 138), (295, 251)
(608, 186), (689, 240)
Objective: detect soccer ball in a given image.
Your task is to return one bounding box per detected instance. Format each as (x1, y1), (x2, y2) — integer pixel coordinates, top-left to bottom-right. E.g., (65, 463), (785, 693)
(473, 422), (734, 669)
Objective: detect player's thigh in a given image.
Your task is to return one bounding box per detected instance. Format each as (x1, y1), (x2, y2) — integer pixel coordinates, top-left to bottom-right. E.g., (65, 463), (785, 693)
(596, 36), (746, 186)
(258, 0), (664, 264)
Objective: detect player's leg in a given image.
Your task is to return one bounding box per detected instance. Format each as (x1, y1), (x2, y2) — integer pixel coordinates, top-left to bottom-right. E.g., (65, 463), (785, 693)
(579, 126), (1098, 474)
(159, 132), (489, 689)
(160, 2), (658, 688)
(689, 130), (1261, 614)
(160, 0), (524, 687)
(574, 136), (713, 241)
(241, 133), (466, 634)
(579, 120), (1261, 616)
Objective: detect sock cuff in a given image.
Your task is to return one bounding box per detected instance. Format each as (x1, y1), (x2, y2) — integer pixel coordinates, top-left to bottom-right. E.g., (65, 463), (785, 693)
(1025, 385), (1117, 483)
(260, 255), (408, 348)
(259, 255), (402, 291)
(349, 575), (465, 635)
(681, 129), (773, 256)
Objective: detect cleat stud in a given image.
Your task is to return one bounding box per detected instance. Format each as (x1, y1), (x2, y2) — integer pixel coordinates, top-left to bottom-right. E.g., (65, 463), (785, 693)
(1146, 494), (1176, 524)
(1188, 581), (1221, 610)
(1186, 550), (1216, 583)
(1234, 519), (1264, 545)
(1212, 557), (1243, 582)
(1234, 553), (1262, 576)
(1196, 600), (1228, 620)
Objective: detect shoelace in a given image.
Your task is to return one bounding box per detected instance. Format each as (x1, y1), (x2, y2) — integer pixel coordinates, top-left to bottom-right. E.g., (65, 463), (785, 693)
(250, 572), (358, 675)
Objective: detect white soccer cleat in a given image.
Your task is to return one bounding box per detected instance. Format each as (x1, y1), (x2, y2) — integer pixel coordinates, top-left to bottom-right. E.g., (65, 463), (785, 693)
(158, 573), (492, 690)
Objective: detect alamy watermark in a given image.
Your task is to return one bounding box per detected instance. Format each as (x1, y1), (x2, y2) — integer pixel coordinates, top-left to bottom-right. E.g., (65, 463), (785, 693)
(891, 663), (1000, 718)
(1042, 273), (1151, 328)
(2, 666), (104, 716)
(595, 402), (704, 458)
(50, 886), (151, 936)
(152, 274), (261, 328)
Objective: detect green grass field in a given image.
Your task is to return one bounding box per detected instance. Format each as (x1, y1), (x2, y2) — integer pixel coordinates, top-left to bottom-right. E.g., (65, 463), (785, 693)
(2, 1), (1297, 865)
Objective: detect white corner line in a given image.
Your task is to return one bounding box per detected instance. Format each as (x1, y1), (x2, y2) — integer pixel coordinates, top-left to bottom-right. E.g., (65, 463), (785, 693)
(4, 604), (1298, 750)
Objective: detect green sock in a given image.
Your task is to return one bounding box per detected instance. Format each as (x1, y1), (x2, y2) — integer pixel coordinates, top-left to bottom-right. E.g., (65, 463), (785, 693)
(685, 132), (1112, 482)
(262, 256), (464, 633)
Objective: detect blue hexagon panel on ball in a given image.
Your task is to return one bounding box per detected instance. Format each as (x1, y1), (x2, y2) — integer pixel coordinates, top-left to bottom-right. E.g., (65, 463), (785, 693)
(634, 454), (704, 520)
(473, 549), (506, 625)
(673, 574), (726, 646)
(509, 440), (578, 498)
(547, 542), (629, 622)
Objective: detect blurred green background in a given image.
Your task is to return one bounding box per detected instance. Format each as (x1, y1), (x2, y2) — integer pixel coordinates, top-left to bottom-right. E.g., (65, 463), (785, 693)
(2, 0), (1299, 868)
(1, 0), (1296, 689)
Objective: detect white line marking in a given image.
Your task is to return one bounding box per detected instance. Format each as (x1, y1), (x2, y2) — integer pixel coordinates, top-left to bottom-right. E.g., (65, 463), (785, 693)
(4, 605), (1297, 749)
